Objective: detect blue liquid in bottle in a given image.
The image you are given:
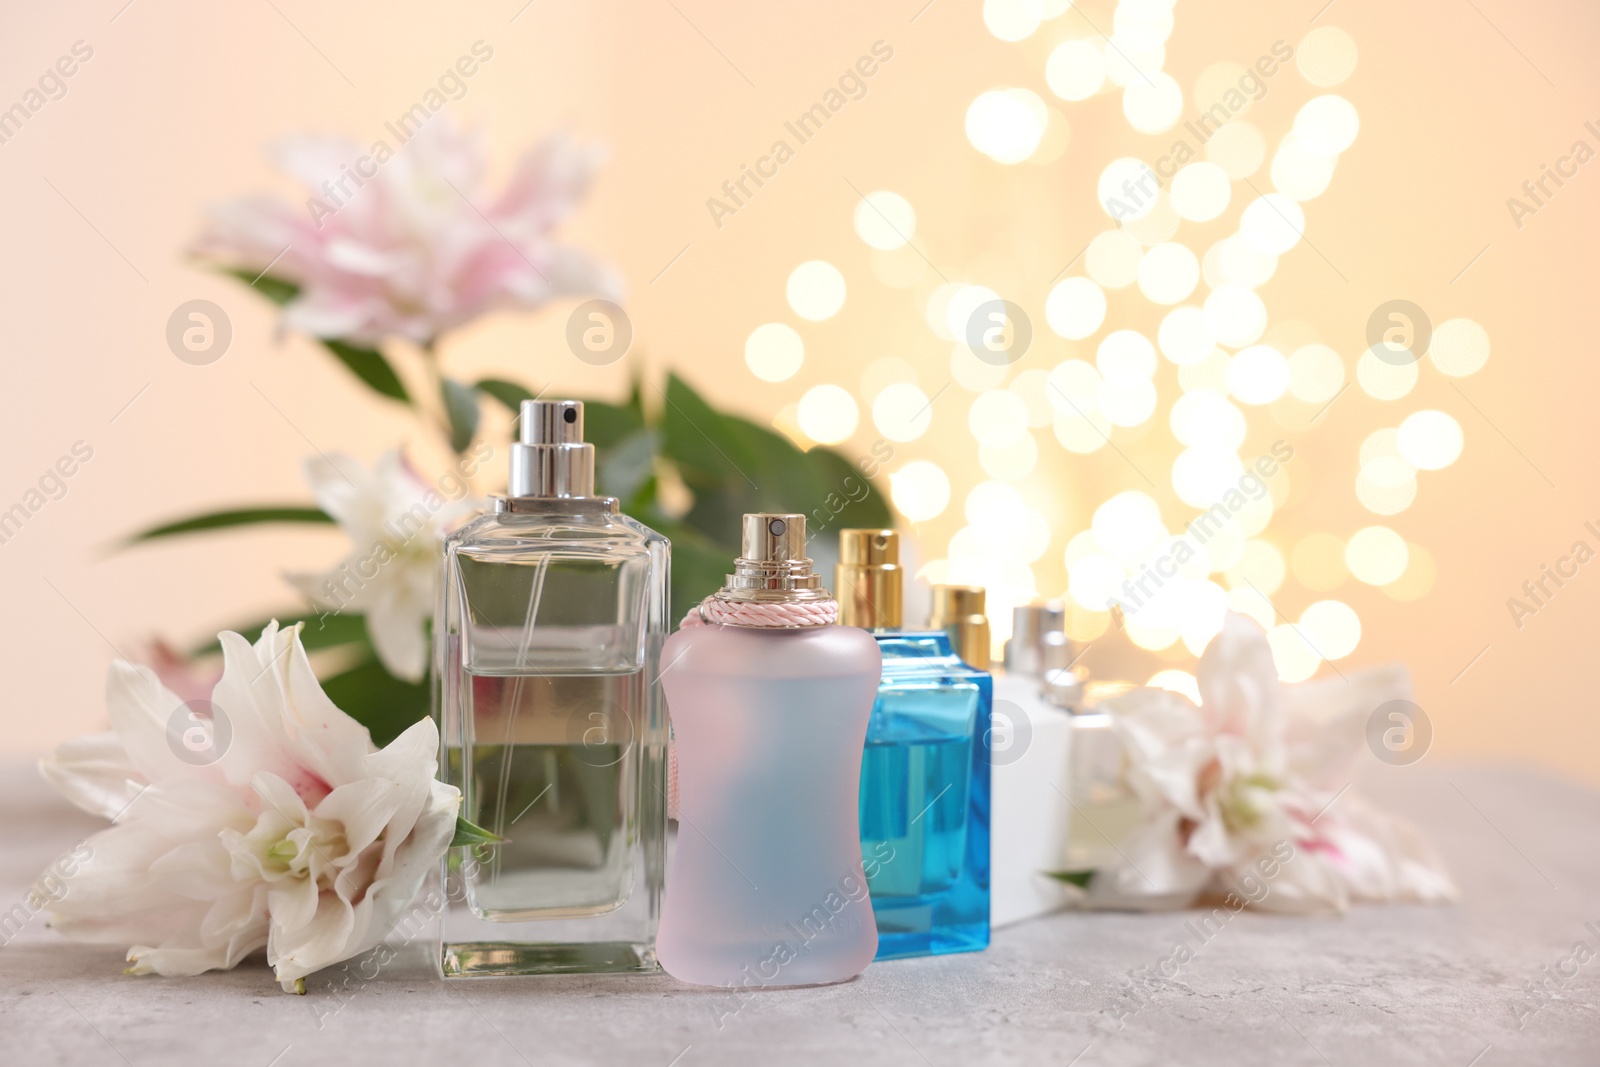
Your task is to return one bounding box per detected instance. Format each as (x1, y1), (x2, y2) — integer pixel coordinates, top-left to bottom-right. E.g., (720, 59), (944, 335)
(859, 632), (991, 959)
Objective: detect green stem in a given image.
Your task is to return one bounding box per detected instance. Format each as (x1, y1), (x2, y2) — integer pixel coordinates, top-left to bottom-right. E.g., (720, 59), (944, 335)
(418, 338), (453, 445)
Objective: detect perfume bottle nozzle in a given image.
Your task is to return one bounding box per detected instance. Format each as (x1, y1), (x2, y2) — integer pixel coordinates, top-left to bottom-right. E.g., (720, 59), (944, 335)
(741, 513), (808, 563)
(508, 399), (595, 498)
(519, 399), (584, 445)
(722, 513), (828, 601)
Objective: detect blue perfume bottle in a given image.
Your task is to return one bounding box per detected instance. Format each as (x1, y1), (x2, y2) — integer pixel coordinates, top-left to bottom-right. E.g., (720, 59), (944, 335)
(838, 530), (991, 959)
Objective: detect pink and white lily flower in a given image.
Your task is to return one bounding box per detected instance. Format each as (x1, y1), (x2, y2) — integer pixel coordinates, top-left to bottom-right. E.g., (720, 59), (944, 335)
(192, 118), (620, 347)
(36, 622), (459, 992)
(1085, 613), (1457, 913)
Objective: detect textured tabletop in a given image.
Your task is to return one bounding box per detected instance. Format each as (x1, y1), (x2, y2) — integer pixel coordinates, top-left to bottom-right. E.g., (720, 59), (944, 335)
(2, 758), (1597, 1067)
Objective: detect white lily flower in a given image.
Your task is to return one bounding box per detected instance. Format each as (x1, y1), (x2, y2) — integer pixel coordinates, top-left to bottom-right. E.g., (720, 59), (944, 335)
(36, 622), (460, 992)
(1085, 612), (1456, 914)
(289, 448), (480, 681)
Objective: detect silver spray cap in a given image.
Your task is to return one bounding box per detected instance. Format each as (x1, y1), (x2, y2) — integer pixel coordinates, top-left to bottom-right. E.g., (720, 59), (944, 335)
(507, 399), (595, 498)
(722, 513), (831, 603)
(1041, 666), (1087, 711)
(1004, 600), (1074, 677)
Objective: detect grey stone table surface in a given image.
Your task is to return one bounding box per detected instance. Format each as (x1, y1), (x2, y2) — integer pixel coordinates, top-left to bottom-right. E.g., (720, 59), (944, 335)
(2, 758), (1597, 1067)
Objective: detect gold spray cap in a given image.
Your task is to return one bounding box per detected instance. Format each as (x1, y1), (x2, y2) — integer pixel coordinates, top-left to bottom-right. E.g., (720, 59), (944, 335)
(836, 529), (903, 629)
(929, 585), (992, 670)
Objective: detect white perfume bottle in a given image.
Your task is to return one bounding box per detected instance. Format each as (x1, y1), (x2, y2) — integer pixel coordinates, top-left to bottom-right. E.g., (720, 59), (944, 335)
(1046, 673), (1144, 877)
(989, 602), (1078, 927)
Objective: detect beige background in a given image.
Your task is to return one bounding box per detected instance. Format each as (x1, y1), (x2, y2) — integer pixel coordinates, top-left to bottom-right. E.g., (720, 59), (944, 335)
(1, 0), (1595, 784)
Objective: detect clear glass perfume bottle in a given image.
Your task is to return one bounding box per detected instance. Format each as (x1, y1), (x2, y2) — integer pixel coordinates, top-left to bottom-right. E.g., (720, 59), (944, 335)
(837, 530), (991, 960)
(657, 514), (881, 987)
(433, 399), (669, 977)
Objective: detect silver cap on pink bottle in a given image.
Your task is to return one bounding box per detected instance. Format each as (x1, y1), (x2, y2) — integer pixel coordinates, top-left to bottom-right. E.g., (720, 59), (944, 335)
(721, 513), (833, 604)
(507, 399), (595, 498)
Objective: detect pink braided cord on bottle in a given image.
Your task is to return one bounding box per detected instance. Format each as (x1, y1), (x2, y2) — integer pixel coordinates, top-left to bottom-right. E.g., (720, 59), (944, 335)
(678, 595), (839, 629)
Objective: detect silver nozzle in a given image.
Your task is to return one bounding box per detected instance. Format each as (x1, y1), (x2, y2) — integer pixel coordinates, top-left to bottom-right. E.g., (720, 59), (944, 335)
(1041, 666), (1087, 711)
(741, 513), (805, 563)
(1005, 600), (1074, 677)
(507, 400), (595, 498)
(722, 513), (830, 603)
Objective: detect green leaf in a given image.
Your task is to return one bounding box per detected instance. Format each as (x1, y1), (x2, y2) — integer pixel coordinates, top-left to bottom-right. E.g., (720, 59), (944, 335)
(323, 339), (410, 404)
(659, 372), (747, 489)
(225, 269), (299, 307)
(641, 515), (736, 622)
(596, 427), (659, 505)
(318, 657), (431, 748)
(624, 366), (647, 424)
(188, 611), (371, 658)
(124, 506), (332, 545)
(450, 815), (506, 848)
(441, 377), (480, 453)
(802, 444), (894, 535)
(1045, 870), (1096, 888)
(580, 399), (645, 449)
(658, 372), (892, 549)
(475, 377), (535, 416)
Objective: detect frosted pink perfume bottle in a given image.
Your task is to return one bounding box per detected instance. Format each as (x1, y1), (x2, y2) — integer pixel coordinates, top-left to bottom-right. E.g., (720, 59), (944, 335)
(657, 513), (882, 987)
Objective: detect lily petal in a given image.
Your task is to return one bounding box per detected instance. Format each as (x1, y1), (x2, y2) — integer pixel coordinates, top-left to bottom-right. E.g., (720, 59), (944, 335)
(38, 732), (143, 821)
(39, 620), (462, 992)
